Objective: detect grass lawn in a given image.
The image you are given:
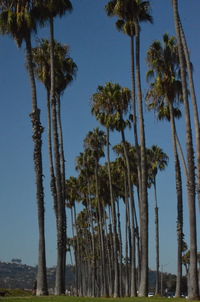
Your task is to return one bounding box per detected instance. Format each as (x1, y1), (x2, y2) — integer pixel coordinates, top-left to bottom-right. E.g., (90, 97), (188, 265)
(0, 296), (194, 302)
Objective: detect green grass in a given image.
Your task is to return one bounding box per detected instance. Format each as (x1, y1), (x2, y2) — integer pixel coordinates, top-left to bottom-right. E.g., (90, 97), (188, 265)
(0, 296), (195, 302)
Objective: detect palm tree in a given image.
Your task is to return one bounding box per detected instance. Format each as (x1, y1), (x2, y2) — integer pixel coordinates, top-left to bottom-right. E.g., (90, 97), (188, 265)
(91, 82), (121, 297)
(148, 145), (168, 295)
(84, 128), (107, 297)
(32, 39), (77, 211)
(146, 33), (185, 297)
(75, 151), (98, 296)
(65, 176), (80, 295)
(105, 0), (152, 159)
(93, 82), (137, 296)
(172, 1), (199, 299)
(177, 15), (200, 214)
(114, 142), (141, 294)
(0, 1), (48, 295)
(34, 0), (73, 294)
(105, 2), (153, 295)
(112, 92), (137, 297)
(32, 38), (77, 294)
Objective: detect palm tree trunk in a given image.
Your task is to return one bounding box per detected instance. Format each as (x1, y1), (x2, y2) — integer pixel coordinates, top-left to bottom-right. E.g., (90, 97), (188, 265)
(168, 101), (183, 298)
(130, 36), (142, 284)
(172, 1), (199, 299)
(70, 207), (78, 295)
(153, 179), (160, 295)
(116, 198), (123, 296)
(87, 182), (96, 297)
(124, 174), (131, 296)
(106, 128), (119, 297)
(94, 163), (107, 297)
(124, 186), (130, 296)
(105, 211), (112, 297)
(57, 95), (67, 289)
(175, 132), (188, 178)
(47, 90), (58, 216)
(130, 35), (142, 215)
(73, 204), (81, 296)
(121, 129), (136, 296)
(25, 32), (48, 296)
(49, 16), (65, 295)
(135, 22), (148, 297)
(178, 17), (200, 213)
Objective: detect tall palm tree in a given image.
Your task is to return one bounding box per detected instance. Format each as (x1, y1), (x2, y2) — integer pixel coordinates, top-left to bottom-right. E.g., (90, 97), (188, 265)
(93, 82), (137, 296)
(32, 39), (77, 210)
(105, 0), (152, 161)
(91, 82), (121, 297)
(172, 1), (199, 299)
(148, 145), (168, 295)
(0, 1), (48, 295)
(34, 0), (73, 294)
(32, 38), (77, 294)
(84, 128), (107, 297)
(65, 176), (80, 295)
(177, 15), (200, 214)
(75, 151), (98, 296)
(114, 142), (141, 294)
(111, 89), (137, 297)
(105, 2), (153, 295)
(48, 2), (72, 295)
(146, 33), (185, 297)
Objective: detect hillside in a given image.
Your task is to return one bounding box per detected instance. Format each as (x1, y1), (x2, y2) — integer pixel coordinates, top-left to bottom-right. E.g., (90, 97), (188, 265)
(0, 262), (75, 291)
(0, 261), (183, 294)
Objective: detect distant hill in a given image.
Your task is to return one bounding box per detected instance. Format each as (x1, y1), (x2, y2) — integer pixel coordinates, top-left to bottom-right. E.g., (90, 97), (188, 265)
(0, 261), (181, 293)
(0, 262), (75, 290)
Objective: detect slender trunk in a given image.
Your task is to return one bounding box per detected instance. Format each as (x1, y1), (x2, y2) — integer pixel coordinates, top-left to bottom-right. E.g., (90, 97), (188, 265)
(103, 209), (111, 297)
(153, 179), (160, 295)
(73, 205), (81, 296)
(178, 17), (200, 213)
(25, 33), (48, 296)
(95, 163), (106, 297)
(135, 22), (148, 297)
(121, 129), (136, 296)
(82, 204), (93, 297)
(130, 35), (142, 284)
(47, 90), (58, 216)
(106, 128), (119, 297)
(130, 35), (139, 149)
(173, 1), (199, 299)
(101, 199), (109, 297)
(175, 132), (188, 178)
(130, 35), (142, 216)
(116, 199), (123, 297)
(125, 196), (128, 296)
(168, 101), (183, 298)
(87, 182), (96, 297)
(124, 175), (131, 296)
(70, 207), (78, 295)
(136, 185), (141, 287)
(49, 16), (65, 295)
(57, 95), (67, 289)
(105, 209), (112, 297)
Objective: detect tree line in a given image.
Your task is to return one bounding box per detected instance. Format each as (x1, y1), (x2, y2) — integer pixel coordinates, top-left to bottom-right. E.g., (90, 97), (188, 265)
(0, 0), (199, 299)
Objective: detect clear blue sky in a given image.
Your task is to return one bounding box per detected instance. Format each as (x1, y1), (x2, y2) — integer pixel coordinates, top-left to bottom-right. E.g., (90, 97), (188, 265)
(0, 0), (199, 274)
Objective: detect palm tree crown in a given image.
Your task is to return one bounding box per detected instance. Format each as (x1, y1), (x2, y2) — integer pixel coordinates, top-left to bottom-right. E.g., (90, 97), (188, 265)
(32, 39), (77, 95)
(146, 33), (183, 111)
(148, 145), (169, 184)
(92, 82), (131, 132)
(105, 0), (153, 37)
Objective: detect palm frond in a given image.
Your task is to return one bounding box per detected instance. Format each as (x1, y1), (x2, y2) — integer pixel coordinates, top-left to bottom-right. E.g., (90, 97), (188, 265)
(146, 69), (154, 82)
